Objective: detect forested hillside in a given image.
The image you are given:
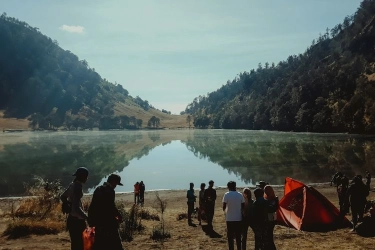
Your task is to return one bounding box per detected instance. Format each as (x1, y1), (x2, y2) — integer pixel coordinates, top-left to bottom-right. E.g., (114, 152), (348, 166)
(185, 0), (375, 134)
(0, 13), (177, 130)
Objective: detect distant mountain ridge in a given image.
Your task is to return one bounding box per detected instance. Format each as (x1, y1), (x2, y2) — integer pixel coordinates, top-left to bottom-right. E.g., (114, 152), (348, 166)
(185, 0), (375, 134)
(0, 13), (185, 130)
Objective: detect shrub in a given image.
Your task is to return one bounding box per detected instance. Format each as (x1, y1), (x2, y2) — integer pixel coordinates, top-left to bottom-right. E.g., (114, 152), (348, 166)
(138, 208), (160, 221)
(118, 203), (144, 242)
(151, 192), (170, 241)
(151, 225), (171, 241)
(3, 176), (65, 238)
(3, 219), (64, 239)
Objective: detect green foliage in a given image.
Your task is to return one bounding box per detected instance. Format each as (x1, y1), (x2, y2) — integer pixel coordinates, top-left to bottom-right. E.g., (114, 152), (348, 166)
(147, 116), (160, 128)
(0, 14), (150, 129)
(184, 1), (375, 134)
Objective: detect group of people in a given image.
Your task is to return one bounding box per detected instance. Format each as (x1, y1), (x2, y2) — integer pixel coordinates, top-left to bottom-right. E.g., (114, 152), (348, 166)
(133, 181), (146, 206)
(187, 180), (279, 250)
(61, 167), (124, 250)
(331, 171), (371, 232)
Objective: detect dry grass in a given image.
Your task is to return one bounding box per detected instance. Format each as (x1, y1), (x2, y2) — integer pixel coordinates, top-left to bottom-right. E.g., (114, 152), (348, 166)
(0, 110), (29, 131)
(114, 102), (189, 129)
(0, 184), (374, 249)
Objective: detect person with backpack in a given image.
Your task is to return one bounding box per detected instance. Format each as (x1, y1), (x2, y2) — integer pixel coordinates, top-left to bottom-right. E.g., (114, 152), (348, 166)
(60, 167), (89, 250)
(88, 173), (124, 250)
(241, 188), (254, 250)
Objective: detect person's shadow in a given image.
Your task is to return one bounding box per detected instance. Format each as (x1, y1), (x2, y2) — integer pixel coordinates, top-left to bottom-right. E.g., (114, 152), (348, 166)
(201, 225), (222, 238)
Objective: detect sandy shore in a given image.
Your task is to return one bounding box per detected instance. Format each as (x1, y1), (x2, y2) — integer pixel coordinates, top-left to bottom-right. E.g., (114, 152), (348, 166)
(0, 183), (374, 250)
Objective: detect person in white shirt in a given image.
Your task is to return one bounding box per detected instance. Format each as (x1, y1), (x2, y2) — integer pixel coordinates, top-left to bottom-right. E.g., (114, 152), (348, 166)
(223, 181), (245, 250)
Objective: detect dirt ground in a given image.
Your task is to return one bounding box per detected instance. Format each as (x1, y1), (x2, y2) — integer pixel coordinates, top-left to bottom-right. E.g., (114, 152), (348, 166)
(0, 183), (374, 250)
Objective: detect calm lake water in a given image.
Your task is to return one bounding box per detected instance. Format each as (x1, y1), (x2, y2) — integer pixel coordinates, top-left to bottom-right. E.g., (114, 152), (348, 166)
(0, 130), (374, 196)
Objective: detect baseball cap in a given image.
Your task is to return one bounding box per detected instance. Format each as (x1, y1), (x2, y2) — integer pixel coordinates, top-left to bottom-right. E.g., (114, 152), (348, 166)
(107, 174), (123, 186)
(72, 167), (89, 177)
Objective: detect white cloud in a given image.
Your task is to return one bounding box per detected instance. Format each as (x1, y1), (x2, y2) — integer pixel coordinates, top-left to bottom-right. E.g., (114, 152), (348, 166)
(60, 25), (84, 33)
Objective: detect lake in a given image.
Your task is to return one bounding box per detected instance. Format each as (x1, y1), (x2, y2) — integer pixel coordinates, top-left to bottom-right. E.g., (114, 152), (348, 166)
(0, 130), (374, 197)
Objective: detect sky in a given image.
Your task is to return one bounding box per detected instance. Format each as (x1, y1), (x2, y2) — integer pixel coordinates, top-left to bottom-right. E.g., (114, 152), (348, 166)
(1, 0), (363, 114)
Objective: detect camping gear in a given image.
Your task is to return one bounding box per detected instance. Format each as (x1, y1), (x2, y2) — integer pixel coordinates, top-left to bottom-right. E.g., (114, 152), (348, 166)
(83, 227), (95, 250)
(277, 177), (350, 231)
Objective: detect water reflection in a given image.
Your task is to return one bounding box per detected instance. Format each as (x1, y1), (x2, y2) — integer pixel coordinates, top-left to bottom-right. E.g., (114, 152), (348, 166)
(0, 130), (374, 196)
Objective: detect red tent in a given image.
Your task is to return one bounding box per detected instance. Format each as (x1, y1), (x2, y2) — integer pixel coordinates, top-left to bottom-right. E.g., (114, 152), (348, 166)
(276, 177), (350, 231)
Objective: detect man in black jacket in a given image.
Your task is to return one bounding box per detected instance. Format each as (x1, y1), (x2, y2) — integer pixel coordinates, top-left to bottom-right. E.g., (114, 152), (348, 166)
(204, 180), (216, 229)
(88, 174), (124, 250)
(346, 175), (369, 232)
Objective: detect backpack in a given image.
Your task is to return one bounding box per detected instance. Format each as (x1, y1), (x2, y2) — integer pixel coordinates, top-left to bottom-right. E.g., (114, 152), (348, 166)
(62, 200), (72, 214)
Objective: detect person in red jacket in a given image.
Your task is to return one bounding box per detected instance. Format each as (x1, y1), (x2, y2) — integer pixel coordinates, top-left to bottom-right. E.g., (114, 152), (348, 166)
(134, 182), (140, 204)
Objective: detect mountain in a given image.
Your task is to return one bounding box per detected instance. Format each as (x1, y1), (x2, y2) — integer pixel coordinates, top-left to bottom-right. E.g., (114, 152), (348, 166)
(184, 0), (375, 134)
(0, 13), (186, 130)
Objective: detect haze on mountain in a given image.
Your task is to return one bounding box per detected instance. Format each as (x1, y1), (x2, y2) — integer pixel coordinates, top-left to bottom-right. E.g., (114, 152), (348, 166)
(1, 0), (361, 115)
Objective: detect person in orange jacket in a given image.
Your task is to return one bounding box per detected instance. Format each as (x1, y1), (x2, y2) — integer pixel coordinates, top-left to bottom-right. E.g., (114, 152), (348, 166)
(134, 182), (140, 204)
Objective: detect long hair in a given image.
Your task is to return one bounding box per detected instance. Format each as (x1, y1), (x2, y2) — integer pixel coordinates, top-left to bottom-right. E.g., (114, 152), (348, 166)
(264, 185), (276, 200)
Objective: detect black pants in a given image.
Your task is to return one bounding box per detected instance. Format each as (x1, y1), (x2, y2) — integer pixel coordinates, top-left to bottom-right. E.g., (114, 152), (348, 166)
(252, 223), (266, 250)
(264, 221), (276, 250)
(227, 221), (242, 250)
(67, 215), (86, 250)
(206, 202), (215, 226)
(241, 221), (252, 250)
(187, 202), (194, 223)
(93, 226), (123, 250)
(351, 204), (365, 227)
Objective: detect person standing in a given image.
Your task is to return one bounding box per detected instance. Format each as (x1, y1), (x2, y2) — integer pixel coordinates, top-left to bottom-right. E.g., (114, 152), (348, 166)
(134, 182), (140, 204)
(264, 185), (278, 250)
(366, 171), (371, 191)
(139, 181), (145, 206)
(223, 181), (245, 250)
(252, 188), (268, 250)
(198, 183), (206, 225)
(241, 188), (254, 250)
(88, 174), (124, 250)
(60, 167), (89, 250)
(346, 175), (369, 232)
(187, 182), (196, 226)
(204, 180), (217, 229)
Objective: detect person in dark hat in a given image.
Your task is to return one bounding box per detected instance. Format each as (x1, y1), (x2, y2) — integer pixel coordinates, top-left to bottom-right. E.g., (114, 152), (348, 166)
(256, 181), (269, 190)
(60, 167), (89, 250)
(204, 180), (217, 229)
(88, 173), (124, 250)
